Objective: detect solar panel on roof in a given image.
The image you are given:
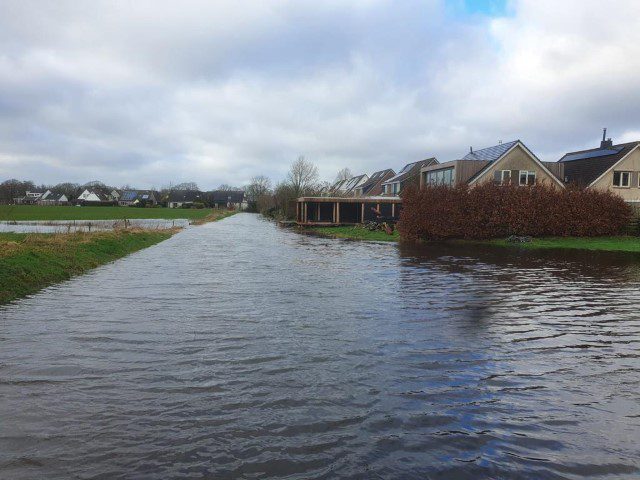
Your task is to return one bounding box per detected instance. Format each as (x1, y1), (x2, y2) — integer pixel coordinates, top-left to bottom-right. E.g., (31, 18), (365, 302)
(561, 147), (622, 162)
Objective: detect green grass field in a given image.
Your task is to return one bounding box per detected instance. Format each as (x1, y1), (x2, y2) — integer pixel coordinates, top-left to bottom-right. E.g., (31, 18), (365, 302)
(483, 236), (640, 253)
(0, 205), (213, 221)
(0, 230), (176, 305)
(308, 226), (400, 242)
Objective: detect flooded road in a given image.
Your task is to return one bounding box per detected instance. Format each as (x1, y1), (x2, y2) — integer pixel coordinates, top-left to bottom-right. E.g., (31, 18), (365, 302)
(1, 213), (639, 479)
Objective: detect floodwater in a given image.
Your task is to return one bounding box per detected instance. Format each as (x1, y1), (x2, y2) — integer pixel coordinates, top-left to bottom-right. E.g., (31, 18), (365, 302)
(0, 218), (190, 233)
(1, 213), (639, 479)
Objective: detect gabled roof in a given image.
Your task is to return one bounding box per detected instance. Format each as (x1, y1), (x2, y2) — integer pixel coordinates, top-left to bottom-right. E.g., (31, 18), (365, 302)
(463, 140), (519, 161)
(467, 140), (565, 187)
(330, 178), (347, 193)
(383, 158), (437, 185)
(121, 190), (138, 201)
(356, 169), (395, 195)
(210, 190), (245, 203)
(167, 190), (203, 203)
(558, 141), (640, 186)
(341, 174), (368, 194)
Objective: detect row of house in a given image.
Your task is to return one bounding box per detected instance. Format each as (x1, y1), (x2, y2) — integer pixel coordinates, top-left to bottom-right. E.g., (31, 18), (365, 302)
(297, 130), (640, 225)
(325, 161), (433, 198)
(13, 187), (246, 209)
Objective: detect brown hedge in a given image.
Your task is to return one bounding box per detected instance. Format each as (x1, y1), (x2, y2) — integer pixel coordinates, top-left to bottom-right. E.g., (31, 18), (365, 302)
(398, 183), (633, 240)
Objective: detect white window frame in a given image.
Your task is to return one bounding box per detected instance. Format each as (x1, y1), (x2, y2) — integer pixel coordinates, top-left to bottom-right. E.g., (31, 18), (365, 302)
(499, 170), (511, 186)
(613, 171), (631, 188)
(519, 170), (536, 186)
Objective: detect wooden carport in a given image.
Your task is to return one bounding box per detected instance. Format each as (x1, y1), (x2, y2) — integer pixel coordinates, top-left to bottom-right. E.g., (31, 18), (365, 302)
(296, 196), (402, 225)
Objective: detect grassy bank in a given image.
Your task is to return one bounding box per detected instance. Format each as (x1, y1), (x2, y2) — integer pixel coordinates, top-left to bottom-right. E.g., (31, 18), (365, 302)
(0, 205), (215, 221)
(307, 226), (400, 242)
(481, 236), (640, 253)
(0, 229), (176, 305)
(191, 209), (237, 225)
(305, 225), (640, 253)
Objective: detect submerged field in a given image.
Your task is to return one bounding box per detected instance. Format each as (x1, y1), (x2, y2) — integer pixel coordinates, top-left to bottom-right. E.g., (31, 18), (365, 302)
(0, 205), (213, 221)
(306, 225), (640, 252)
(0, 230), (175, 304)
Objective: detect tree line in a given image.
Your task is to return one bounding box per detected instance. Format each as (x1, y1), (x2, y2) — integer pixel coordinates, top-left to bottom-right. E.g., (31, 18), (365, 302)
(2, 155), (346, 218)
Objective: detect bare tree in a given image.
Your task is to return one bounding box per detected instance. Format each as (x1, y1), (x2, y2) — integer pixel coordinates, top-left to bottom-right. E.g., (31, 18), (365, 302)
(245, 175), (272, 200)
(217, 184), (240, 191)
(173, 182), (200, 191)
(287, 156), (319, 198)
(334, 168), (352, 183)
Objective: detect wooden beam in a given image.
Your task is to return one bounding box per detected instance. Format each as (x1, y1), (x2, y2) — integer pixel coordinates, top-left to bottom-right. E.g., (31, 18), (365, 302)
(336, 202), (340, 223)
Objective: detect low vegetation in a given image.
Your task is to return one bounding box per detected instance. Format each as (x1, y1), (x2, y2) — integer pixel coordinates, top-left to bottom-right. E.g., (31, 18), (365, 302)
(399, 183), (632, 240)
(0, 205), (217, 221)
(0, 229), (176, 305)
(482, 236), (640, 253)
(306, 225), (640, 253)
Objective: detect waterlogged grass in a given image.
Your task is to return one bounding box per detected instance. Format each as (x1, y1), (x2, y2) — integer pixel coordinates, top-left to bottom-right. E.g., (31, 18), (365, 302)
(306, 225), (640, 252)
(483, 236), (640, 253)
(0, 205), (213, 221)
(308, 226), (400, 242)
(0, 229), (176, 305)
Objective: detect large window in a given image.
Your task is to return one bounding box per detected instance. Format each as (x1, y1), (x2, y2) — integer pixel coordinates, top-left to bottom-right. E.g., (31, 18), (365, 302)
(519, 171), (536, 186)
(613, 171), (631, 188)
(424, 168), (454, 186)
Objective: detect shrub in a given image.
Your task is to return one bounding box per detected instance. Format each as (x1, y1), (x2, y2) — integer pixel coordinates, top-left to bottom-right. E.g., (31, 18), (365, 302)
(398, 183), (633, 241)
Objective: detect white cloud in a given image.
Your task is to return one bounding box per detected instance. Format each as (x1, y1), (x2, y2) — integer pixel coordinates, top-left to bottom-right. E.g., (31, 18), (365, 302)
(0, 0), (639, 188)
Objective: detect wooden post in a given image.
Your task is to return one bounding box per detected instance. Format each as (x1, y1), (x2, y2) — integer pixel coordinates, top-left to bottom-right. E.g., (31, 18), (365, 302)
(361, 202), (365, 223)
(296, 201), (299, 222)
(336, 202), (340, 224)
(391, 203), (395, 218)
(333, 203), (336, 223)
(317, 203), (320, 222)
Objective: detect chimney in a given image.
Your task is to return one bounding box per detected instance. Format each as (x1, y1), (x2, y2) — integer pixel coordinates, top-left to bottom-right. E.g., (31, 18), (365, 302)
(469, 146), (473, 154)
(600, 128), (613, 148)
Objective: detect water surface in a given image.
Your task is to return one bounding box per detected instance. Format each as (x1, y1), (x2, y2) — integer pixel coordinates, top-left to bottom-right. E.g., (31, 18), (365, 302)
(1, 213), (639, 479)
(0, 218), (190, 233)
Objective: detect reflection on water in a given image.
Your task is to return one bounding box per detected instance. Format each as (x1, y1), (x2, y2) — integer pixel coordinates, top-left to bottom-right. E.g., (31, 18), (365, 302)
(1, 213), (639, 479)
(0, 218), (190, 233)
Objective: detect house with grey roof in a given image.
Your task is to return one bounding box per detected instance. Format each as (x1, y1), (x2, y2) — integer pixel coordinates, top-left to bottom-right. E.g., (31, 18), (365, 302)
(420, 140), (564, 189)
(558, 131), (640, 203)
(382, 158), (438, 195)
(118, 190), (160, 207)
(354, 169), (395, 197)
(329, 174), (368, 196)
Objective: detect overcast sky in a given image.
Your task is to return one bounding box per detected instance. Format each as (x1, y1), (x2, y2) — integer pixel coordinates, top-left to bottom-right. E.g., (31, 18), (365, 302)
(1, 0), (639, 189)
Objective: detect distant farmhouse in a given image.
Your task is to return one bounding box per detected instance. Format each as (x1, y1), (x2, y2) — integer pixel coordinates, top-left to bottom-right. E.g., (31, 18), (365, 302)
(77, 187), (120, 205)
(13, 189), (69, 205)
(167, 190), (204, 208)
(119, 190), (160, 207)
(208, 190), (246, 210)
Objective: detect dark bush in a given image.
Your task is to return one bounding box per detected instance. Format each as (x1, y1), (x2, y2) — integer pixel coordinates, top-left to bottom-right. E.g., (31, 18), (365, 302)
(398, 183), (633, 241)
